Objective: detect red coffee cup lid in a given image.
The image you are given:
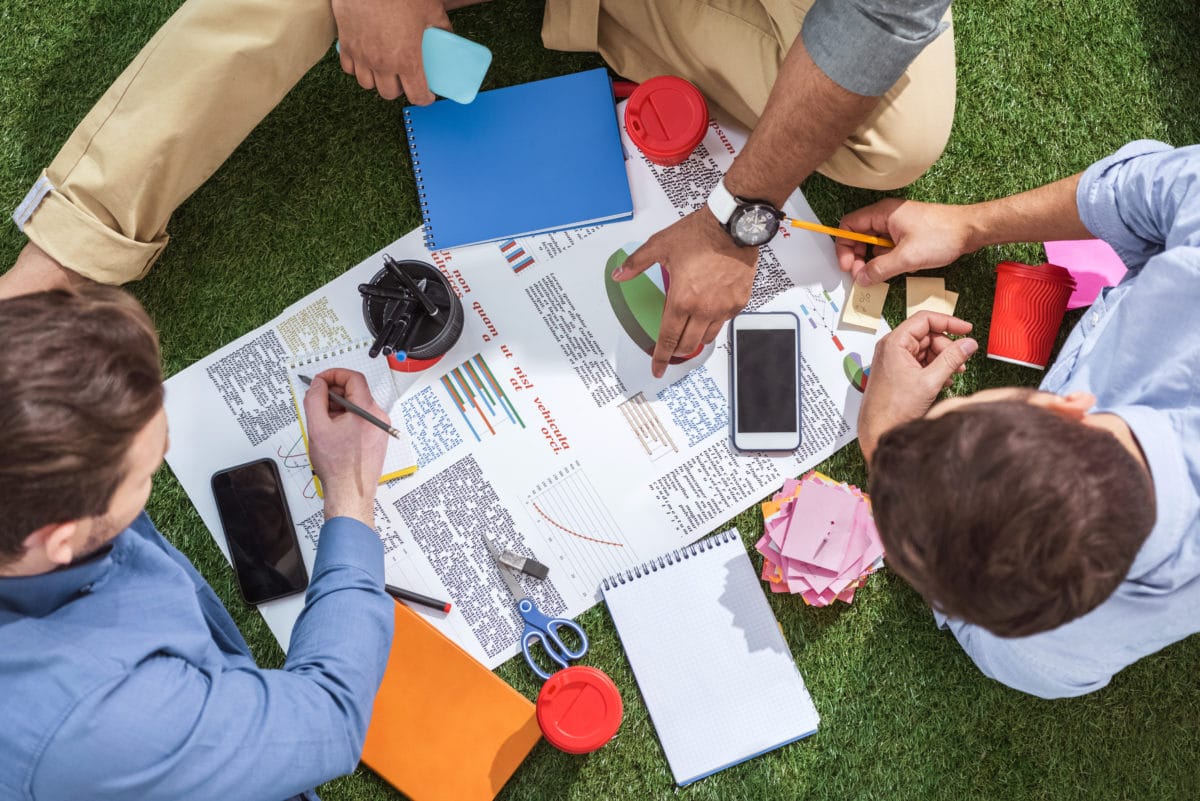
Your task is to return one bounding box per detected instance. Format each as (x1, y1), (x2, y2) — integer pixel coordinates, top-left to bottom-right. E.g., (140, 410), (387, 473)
(536, 665), (622, 754)
(996, 261), (1076, 287)
(624, 76), (708, 162)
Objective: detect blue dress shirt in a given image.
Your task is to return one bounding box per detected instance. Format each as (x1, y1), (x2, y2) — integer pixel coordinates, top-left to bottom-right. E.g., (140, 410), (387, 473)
(939, 141), (1200, 698)
(0, 511), (393, 800)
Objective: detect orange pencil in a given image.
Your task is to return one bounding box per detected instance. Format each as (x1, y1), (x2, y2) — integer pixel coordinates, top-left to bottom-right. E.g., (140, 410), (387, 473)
(782, 217), (895, 248)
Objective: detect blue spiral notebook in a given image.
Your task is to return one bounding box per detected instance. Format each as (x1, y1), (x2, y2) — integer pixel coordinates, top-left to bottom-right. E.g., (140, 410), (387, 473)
(402, 68), (633, 250)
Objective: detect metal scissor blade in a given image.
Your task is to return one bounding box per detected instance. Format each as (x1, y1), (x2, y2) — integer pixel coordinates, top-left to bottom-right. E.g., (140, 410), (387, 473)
(482, 536), (527, 602)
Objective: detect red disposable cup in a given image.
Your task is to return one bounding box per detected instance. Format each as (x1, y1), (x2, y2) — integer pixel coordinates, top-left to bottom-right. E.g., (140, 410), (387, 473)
(987, 261), (1077, 369)
(624, 76), (709, 166)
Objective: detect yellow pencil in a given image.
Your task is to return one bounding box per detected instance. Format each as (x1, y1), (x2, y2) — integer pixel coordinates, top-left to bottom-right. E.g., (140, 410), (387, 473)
(782, 217), (895, 248)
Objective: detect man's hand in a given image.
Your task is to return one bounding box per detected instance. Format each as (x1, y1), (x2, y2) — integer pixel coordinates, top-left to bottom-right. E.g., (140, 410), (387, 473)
(331, 0), (451, 103)
(615, 209), (757, 378)
(835, 199), (975, 286)
(303, 369), (390, 526)
(858, 311), (978, 463)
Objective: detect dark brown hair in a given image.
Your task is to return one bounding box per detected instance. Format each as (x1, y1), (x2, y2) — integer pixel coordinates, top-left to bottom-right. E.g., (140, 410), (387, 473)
(0, 287), (163, 561)
(870, 400), (1155, 637)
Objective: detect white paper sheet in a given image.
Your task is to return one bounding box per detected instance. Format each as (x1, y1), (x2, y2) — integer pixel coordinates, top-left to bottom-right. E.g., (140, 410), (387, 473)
(163, 113), (889, 669)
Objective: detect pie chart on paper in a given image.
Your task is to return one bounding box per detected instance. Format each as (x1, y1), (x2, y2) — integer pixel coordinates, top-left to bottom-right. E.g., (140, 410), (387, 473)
(605, 242), (670, 355)
(843, 352), (869, 392)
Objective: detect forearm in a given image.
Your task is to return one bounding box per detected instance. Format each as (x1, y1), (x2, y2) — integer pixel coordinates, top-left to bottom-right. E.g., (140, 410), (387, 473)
(724, 39), (878, 206)
(323, 482), (376, 527)
(960, 174), (1091, 251)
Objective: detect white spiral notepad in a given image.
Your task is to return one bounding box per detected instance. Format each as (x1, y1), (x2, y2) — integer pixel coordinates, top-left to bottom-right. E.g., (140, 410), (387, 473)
(601, 529), (820, 786)
(286, 339), (418, 496)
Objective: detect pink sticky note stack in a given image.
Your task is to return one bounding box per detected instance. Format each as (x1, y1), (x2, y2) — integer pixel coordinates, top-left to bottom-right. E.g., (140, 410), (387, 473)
(755, 471), (884, 606)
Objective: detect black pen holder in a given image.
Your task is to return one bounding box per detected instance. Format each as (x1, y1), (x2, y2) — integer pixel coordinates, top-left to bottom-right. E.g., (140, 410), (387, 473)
(361, 258), (464, 368)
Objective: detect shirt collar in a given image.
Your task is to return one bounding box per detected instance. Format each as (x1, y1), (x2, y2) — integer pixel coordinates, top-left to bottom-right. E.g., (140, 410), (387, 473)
(0, 532), (125, 617)
(1107, 405), (1188, 579)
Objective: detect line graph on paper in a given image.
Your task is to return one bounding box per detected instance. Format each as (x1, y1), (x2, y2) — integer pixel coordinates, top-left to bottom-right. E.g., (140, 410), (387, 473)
(524, 460), (646, 593)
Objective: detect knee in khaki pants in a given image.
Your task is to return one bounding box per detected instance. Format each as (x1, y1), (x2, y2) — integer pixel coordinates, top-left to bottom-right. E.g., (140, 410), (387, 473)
(543, 0), (957, 191)
(20, 0), (337, 285)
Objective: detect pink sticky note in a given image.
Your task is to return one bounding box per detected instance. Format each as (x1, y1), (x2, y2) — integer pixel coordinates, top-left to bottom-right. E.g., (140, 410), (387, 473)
(790, 559), (841, 594)
(764, 513), (791, 550)
(775, 478), (803, 500)
(786, 573), (815, 595)
(780, 483), (860, 569)
(799, 588), (823, 606)
(1044, 239), (1128, 309)
(755, 534), (784, 566)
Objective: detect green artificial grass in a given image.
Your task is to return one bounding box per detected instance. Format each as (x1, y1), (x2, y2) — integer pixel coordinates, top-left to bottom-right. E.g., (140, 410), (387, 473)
(4, 1), (1200, 799)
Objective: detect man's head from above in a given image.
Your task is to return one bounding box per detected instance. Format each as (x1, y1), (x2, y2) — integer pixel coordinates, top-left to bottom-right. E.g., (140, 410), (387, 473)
(0, 287), (165, 576)
(870, 387), (1156, 638)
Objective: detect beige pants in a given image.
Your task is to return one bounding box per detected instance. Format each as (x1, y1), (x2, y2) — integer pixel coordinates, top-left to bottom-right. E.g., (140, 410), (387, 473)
(22, 0), (338, 285)
(543, 0), (957, 188)
(21, 0), (954, 285)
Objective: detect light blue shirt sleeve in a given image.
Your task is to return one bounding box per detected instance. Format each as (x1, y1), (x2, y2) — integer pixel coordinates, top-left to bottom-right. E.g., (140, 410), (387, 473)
(1078, 139), (1200, 272)
(30, 517), (393, 801)
(937, 613), (1112, 699)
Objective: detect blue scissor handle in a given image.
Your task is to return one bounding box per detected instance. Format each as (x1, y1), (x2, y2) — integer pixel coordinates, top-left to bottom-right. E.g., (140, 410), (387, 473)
(517, 598), (589, 680)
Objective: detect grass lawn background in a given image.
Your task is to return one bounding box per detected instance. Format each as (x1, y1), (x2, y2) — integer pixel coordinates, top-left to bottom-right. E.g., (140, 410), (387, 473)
(4, 1), (1199, 799)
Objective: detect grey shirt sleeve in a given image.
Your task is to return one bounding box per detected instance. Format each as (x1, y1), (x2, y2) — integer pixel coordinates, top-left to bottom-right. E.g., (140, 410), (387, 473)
(801, 0), (952, 96)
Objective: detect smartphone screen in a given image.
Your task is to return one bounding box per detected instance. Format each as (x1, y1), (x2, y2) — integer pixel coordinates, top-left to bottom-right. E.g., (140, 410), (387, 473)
(730, 312), (801, 451)
(211, 458), (308, 605)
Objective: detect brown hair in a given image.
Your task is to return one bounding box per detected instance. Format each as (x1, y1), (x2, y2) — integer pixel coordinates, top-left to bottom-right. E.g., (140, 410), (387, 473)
(870, 400), (1155, 637)
(0, 287), (163, 561)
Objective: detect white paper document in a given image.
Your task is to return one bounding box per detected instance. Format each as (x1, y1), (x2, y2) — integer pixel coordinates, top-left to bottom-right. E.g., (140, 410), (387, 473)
(163, 114), (888, 669)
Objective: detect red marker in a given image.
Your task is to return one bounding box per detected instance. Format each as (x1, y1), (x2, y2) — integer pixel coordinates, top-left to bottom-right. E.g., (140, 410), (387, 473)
(385, 584), (452, 614)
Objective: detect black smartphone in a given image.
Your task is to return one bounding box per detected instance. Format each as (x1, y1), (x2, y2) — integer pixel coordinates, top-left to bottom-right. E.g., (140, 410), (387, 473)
(211, 458), (309, 605)
(729, 311), (802, 451)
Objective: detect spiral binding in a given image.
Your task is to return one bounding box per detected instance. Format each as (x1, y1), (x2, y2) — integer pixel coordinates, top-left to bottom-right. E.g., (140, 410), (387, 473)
(403, 108), (438, 250)
(600, 529), (737, 592)
(288, 338), (371, 370)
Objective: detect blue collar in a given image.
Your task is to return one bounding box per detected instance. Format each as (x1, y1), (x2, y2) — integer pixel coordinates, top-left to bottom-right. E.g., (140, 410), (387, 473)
(1109, 405), (1187, 579)
(0, 531), (126, 617)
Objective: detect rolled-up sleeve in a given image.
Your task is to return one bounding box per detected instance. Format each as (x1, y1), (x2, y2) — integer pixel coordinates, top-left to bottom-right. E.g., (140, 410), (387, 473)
(802, 0), (952, 96)
(1077, 139), (1200, 273)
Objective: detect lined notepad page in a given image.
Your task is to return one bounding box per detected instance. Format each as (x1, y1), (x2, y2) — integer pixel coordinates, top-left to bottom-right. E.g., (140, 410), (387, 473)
(601, 530), (819, 786)
(286, 340), (418, 494)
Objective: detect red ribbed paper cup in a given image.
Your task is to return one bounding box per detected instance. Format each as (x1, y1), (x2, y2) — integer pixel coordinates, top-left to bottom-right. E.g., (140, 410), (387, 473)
(987, 261), (1077, 369)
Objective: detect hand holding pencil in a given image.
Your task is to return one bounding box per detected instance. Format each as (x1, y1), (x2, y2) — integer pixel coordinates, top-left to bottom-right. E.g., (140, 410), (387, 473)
(833, 198), (975, 286)
(302, 369), (391, 526)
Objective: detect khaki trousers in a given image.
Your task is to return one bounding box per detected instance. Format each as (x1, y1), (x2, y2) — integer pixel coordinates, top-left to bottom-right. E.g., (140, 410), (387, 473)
(21, 0), (954, 285)
(543, 0), (956, 190)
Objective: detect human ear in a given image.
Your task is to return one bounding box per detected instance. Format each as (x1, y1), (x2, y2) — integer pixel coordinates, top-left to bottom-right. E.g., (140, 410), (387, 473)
(1028, 390), (1095, 421)
(24, 522), (80, 566)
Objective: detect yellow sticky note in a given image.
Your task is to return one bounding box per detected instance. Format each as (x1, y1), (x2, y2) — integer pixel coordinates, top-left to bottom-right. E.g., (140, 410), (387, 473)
(942, 290), (959, 315)
(906, 276), (960, 318)
(842, 281), (889, 331)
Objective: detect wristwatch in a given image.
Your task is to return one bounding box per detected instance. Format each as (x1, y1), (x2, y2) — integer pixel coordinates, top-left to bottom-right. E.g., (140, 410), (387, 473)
(706, 178), (784, 247)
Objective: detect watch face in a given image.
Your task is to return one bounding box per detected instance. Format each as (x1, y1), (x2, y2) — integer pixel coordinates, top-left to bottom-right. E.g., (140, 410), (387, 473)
(731, 205), (780, 247)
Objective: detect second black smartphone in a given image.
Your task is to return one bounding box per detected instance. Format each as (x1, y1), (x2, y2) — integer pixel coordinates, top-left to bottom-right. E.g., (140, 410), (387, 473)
(211, 458), (308, 605)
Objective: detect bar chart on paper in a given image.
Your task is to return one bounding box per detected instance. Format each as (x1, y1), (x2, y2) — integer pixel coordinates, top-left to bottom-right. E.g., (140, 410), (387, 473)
(524, 460), (646, 594)
(439, 354), (526, 441)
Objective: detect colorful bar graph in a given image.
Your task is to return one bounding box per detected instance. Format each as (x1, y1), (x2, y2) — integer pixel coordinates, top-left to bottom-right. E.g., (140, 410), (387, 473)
(499, 239), (535, 273)
(440, 354), (526, 442)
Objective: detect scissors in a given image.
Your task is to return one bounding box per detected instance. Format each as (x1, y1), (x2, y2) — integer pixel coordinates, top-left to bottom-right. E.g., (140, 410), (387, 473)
(484, 537), (588, 680)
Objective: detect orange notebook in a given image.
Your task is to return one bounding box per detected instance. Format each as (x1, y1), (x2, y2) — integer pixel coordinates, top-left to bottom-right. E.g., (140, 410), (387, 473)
(362, 604), (542, 801)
